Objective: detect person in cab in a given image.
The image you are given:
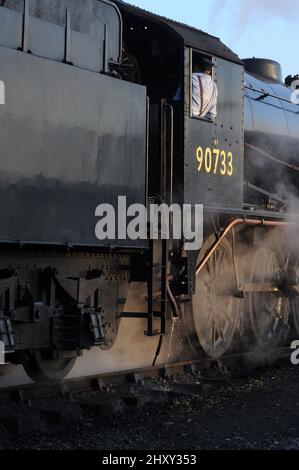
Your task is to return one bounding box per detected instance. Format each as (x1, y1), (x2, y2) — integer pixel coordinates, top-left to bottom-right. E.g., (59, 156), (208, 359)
(192, 57), (218, 120)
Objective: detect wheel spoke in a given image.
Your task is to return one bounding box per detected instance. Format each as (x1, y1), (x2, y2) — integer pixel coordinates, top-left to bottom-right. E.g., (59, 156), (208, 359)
(249, 245), (289, 350)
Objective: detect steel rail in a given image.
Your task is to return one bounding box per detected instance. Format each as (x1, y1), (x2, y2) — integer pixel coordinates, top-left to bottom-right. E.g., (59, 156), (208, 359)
(0, 347), (293, 399)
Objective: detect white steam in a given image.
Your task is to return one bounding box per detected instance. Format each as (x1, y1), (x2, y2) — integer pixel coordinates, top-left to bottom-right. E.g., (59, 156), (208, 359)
(210, 0), (299, 34)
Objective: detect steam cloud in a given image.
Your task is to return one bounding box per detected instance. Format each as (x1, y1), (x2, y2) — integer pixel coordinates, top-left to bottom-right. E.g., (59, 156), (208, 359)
(210, 0), (299, 34)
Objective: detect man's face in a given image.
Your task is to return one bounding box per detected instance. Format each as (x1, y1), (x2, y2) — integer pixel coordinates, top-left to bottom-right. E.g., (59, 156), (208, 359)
(205, 66), (213, 76)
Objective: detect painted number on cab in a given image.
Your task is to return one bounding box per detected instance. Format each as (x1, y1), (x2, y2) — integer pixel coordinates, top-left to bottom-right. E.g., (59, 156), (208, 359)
(196, 146), (234, 177)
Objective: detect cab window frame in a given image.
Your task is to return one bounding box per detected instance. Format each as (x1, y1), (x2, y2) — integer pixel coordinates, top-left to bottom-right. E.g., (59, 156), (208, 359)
(189, 48), (216, 122)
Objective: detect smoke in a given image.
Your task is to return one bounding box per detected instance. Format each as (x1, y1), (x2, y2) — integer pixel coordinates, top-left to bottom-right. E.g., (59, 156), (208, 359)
(210, 0), (299, 36)
(241, 133), (299, 365)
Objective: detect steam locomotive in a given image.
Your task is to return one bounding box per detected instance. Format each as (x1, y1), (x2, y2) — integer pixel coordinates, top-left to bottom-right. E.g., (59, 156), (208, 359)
(0, 0), (298, 383)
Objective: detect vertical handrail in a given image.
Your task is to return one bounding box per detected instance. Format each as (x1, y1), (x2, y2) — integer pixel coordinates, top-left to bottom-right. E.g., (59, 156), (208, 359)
(147, 100), (174, 337)
(146, 237), (154, 336)
(21, 0), (29, 52)
(160, 237), (168, 336)
(102, 24), (108, 73)
(145, 97), (150, 209)
(189, 48), (193, 118)
(167, 103), (174, 207)
(64, 10), (72, 64)
(161, 100), (174, 205)
(160, 99), (167, 203)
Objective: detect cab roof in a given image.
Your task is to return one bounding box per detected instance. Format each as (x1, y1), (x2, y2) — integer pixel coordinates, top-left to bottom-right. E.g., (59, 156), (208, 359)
(115, 0), (242, 65)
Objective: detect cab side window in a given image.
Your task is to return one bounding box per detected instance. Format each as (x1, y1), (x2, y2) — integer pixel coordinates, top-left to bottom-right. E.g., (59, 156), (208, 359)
(191, 51), (218, 121)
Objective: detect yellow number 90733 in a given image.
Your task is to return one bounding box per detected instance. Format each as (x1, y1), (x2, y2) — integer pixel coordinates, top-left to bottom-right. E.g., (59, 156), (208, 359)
(196, 146), (233, 177)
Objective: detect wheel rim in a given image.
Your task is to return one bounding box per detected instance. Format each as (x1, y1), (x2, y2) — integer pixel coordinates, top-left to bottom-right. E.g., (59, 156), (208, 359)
(248, 245), (290, 350)
(24, 350), (76, 383)
(192, 237), (241, 358)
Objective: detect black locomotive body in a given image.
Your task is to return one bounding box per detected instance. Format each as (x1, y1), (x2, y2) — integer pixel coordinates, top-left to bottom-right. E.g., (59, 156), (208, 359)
(0, 0), (299, 382)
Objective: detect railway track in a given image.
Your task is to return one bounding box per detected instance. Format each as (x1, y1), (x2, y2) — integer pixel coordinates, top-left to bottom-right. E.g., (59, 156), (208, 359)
(0, 345), (292, 403)
(0, 348), (296, 451)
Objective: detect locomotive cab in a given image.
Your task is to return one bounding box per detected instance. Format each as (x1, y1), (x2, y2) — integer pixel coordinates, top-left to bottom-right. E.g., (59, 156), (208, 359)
(116, 1), (244, 212)
(184, 45), (244, 211)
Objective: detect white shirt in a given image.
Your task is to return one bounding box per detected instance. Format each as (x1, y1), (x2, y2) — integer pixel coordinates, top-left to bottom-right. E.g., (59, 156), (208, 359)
(192, 73), (218, 119)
